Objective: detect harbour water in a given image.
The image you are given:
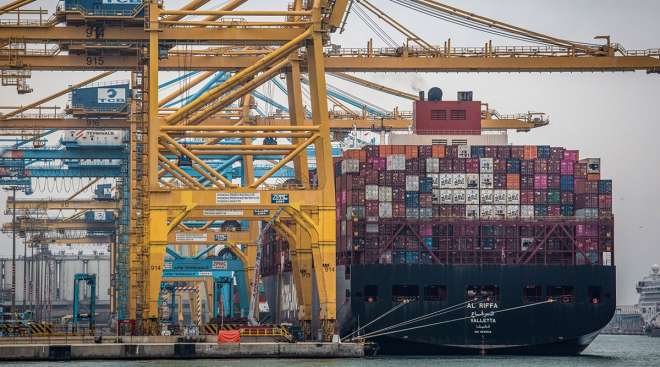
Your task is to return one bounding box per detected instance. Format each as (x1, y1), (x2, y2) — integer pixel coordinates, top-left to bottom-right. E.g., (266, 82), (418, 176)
(5, 335), (658, 367)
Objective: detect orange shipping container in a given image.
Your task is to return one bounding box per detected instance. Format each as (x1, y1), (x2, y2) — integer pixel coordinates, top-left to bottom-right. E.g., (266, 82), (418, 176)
(506, 174), (521, 189)
(523, 145), (537, 160)
(379, 145), (392, 157)
(587, 173), (601, 181)
(405, 145), (419, 159)
(431, 144), (446, 158)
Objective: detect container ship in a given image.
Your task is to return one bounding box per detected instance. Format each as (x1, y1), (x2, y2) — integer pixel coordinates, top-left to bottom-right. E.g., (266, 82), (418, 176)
(261, 89), (615, 355)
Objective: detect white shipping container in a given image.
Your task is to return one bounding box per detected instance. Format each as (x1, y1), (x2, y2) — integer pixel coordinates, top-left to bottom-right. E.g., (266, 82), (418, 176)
(466, 173), (479, 189)
(341, 159), (360, 174)
(494, 205), (507, 218)
(426, 158), (440, 173)
(432, 189), (441, 204)
(365, 185), (379, 201)
(440, 189), (453, 204)
(419, 208), (433, 218)
(340, 220), (347, 236)
(439, 174), (453, 189)
(480, 158), (493, 173)
(506, 190), (520, 205)
(479, 174), (494, 189)
(428, 173), (440, 188)
(493, 189), (507, 204)
(406, 207), (419, 219)
(458, 144), (471, 158)
(63, 130), (127, 146)
(583, 158), (601, 174)
(466, 189), (480, 205)
(366, 223), (379, 233)
(603, 252), (612, 266)
(480, 189), (494, 204)
(386, 154), (406, 170)
(506, 205), (520, 218)
(378, 186), (393, 202)
(575, 208), (599, 218)
(406, 175), (419, 191)
(452, 189), (466, 204)
(480, 205), (494, 219)
(521, 237), (534, 251)
(520, 205), (535, 218)
(452, 174), (467, 189)
(379, 202), (393, 218)
(466, 205), (480, 219)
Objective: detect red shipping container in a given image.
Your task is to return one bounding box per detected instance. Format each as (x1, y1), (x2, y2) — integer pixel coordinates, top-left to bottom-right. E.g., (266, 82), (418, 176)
(576, 223), (598, 237)
(431, 144), (446, 158)
(511, 146), (525, 160)
(393, 203), (406, 217)
(420, 193), (433, 207)
(599, 194), (612, 209)
(586, 181), (599, 194)
(365, 170), (379, 184)
(439, 158), (452, 173)
(452, 205), (466, 217)
(575, 194), (598, 208)
(393, 187), (406, 202)
(521, 161), (535, 175)
(465, 158), (480, 173)
(574, 163), (588, 178)
(406, 158), (420, 172)
(521, 175), (534, 190)
(493, 159), (507, 173)
(574, 179), (587, 194)
(548, 160), (561, 174)
(523, 146), (537, 160)
(452, 158), (466, 172)
(547, 174), (561, 190)
(534, 190), (548, 204)
(494, 174), (507, 189)
(366, 202), (379, 217)
(521, 191), (534, 205)
(548, 205), (561, 216)
(560, 161), (574, 175)
(534, 174), (548, 189)
(550, 147), (565, 161)
(563, 150), (579, 162)
(392, 145), (405, 155)
(439, 205), (452, 217)
(534, 159), (549, 174)
(418, 145), (433, 158)
(506, 174), (521, 189)
(496, 146), (511, 159)
(484, 146), (496, 158)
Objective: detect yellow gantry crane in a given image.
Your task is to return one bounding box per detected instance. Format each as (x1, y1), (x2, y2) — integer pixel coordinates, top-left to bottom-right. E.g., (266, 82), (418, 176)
(0, 0), (658, 339)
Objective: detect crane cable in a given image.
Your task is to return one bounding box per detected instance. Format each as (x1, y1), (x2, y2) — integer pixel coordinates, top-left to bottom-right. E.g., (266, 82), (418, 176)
(348, 296), (483, 340)
(343, 298), (412, 340)
(352, 3), (399, 48)
(390, 0), (600, 48)
(354, 298), (555, 340)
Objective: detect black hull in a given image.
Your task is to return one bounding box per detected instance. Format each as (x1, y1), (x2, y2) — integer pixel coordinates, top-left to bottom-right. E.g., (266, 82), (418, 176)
(338, 265), (616, 355)
(372, 331), (598, 355)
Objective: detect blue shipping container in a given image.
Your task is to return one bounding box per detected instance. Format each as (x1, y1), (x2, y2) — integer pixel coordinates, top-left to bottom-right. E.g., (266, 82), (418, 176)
(71, 83), (130, 112)
(65, 0), (144, 17)
(471, 146), (485, 158)
(560, 175), (574, 192)
(599, 180), (612, 194)
(534, 205), (548, 217)
(419, 177), (433, 193)
(405, 192), (419, 207)
(537, 145), (551, 159)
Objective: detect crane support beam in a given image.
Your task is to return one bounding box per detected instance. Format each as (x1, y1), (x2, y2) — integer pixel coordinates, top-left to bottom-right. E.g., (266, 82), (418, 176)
(4, 54), (659, 72)
(0, 27), (305, 43)
(0, 0), (34, 15)
(330, 72), (419, 100)
(6, 199), (119, 210)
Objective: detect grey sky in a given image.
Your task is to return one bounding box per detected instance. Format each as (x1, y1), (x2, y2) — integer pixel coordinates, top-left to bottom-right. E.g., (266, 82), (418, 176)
(0, 0), (658, 304)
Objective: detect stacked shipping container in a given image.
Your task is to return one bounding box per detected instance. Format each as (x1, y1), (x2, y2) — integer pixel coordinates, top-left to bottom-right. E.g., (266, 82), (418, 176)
(331, 144), (614, 268)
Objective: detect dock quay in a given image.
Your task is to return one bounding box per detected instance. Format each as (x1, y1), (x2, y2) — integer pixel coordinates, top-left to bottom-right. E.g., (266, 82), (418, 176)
(0, 337), (365, 361)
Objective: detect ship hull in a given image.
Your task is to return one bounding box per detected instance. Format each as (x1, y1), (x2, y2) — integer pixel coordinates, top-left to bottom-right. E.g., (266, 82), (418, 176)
(337, 264), (615, 355)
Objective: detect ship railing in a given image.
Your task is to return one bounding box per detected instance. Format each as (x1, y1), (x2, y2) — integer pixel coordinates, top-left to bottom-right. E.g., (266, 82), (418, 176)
(323, 45), (600, 58)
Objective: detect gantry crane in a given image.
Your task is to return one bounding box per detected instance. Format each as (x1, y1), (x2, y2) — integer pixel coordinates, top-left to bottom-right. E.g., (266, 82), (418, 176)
(0, 0), (658, 340)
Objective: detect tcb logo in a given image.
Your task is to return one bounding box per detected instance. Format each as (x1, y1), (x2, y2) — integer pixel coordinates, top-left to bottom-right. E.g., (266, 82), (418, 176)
(98, 87), (126, 103)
